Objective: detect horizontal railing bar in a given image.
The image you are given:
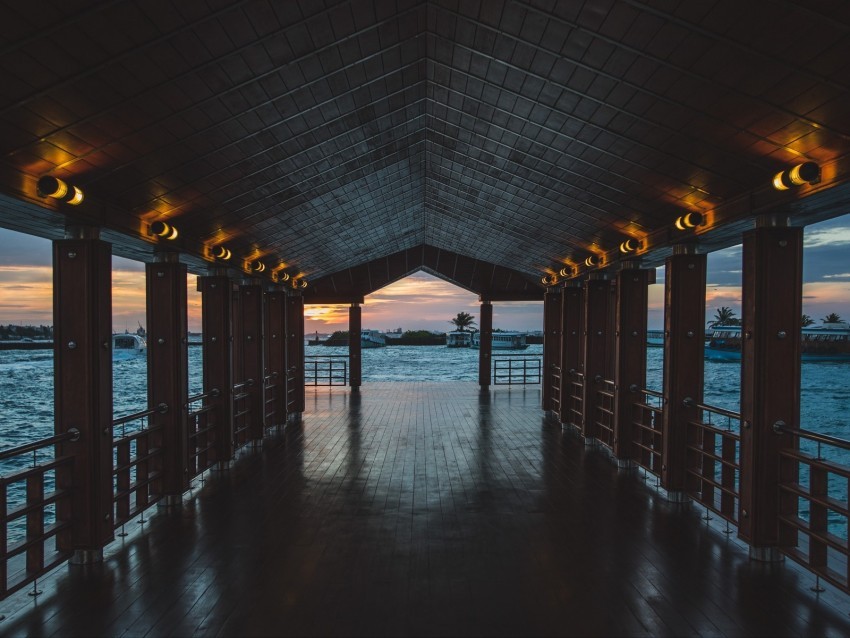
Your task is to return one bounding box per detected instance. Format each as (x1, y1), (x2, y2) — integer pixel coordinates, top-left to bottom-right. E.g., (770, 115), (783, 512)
(112, 425), (163, 446)
(687, 420), (741, 441)
(685, 444), (740, 471)
(0, 456), (73, 485)
(189, 423), (218, 439)
(779, 545), (849, 593)
(113, 449), (162, 475)
(233, 392), (250, 401)
(0, 429), (80, 462)
(774, 423), (850, 452)
(633, 387), (664, 399)
(685, 469), (740, 499)
(683, 397), (741, 421)
(113, 473), (163, 502)
(232, 379), (255, 392)
(4, 520), (72, 560)
(4, 489), (72, 524)
(779, 483), (850, 518)
(631, 421), (662, 438)
(305, 355), (350, 359)
(187, 388), (220, 403)
(112, 403), (168, 427)
(188, 404), (215, 418)
(779, 450), (850, 481)
(779, 515), (849, 554)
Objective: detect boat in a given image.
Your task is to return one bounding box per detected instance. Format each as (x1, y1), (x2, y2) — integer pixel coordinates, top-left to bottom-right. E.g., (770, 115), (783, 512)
(112, 333), (147, 358)
(446, 331), (472, 347)
(470, 332), (529, 350)
(705, 323), (850, 362)
(647, 329), (665, 347)
(361, 330), (386, 348)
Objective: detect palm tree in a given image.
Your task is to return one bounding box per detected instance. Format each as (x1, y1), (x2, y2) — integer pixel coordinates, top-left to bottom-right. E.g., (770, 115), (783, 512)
(823, 312), (843, 324)
(801, 314), (815, 327)
(708, 306), (740, 327)
(449, 312), (477, 332)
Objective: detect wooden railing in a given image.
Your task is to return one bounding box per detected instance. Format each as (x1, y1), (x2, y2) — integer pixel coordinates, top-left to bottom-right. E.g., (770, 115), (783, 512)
(684, 398), (741, 527)
(187, 389), (220, 479)
(492, 356), (541, 385)
(304, 356), (348, 386)
(286, 366), (298, 411)
(630, 387), (663, 477)
(264, 372), (279, 422)
(775, 423), (850, 595)
(112, 404), (167, 528)
(567, 370), (584, 430)
(232, 379), (254, 447)
(594, 377), (615, 447)
(550, 364), (561, 410)
(0, 429), (78, 598)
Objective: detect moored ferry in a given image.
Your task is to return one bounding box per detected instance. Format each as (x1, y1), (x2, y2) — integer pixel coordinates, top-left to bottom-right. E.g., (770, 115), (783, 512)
(647, 329), (665, 347)
(705, 322), (850, 362)
(112, 333), (147, 358)
(361, 330), (386, 348)
(470, 332), (529, 350)
(446, 331), (472, 347)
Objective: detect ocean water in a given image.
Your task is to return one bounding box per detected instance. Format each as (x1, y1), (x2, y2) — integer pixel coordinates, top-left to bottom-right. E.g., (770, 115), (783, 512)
(0, 345), (847, 540)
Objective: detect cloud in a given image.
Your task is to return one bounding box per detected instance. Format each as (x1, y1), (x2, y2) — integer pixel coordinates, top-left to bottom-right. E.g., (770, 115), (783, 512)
(804, 227), (850, 248)
(824, 273), (850, 279)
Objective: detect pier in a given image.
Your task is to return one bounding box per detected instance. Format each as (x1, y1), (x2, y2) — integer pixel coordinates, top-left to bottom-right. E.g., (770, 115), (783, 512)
(1, 1), (850, 635)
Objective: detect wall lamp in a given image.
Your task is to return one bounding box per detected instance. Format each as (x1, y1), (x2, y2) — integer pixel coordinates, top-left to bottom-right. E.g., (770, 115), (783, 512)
(584, 255), (600, 267)
(150, 221), (179, 240)
(291, 278), (308, 289)
(251, 260), (266, 273)
(541, 274), (558, 286)
(772, 162), (820, 190)
(558, 266), (574, 278)
(37, 176), (84, 205)
(619, 238), (641, 254)
(674, 212), (704, 231)
(212, 245), (232, 260)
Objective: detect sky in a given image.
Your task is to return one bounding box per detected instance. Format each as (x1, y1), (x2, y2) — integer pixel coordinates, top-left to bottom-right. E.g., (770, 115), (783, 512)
(0, 214), (848, 333)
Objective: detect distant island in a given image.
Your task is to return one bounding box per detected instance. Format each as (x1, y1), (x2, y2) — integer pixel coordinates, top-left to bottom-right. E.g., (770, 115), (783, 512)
(0, 324), (53, 340)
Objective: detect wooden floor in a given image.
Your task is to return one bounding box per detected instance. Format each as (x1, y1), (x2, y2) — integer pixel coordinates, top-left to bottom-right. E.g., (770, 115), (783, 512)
(2, 382), (849, 636)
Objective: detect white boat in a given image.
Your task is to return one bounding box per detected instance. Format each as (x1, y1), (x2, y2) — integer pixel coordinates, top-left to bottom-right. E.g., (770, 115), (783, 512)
(705, 322), (850, 362)
(112, 333), (147, 358)
(647, 329), (664, 347)
(446, 331), (472, 347)
(361, 330), (386, 348)
(470, 332), (529, 350)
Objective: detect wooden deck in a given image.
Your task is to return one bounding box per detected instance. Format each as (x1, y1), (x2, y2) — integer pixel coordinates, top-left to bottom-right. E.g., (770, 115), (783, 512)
(1, 382), (848, 636)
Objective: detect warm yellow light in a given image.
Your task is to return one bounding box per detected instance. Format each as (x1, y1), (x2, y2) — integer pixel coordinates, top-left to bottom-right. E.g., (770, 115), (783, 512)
(150, 221), (178, 240)
(37, 176), (84, 205)
(67, 186), (84, 205)
(559, 266), (572, 278)
(252, 261), (266, 273)
(674, 212), (704, 231)
(772, 162), (820, 190)
(212, 245), (231, 260)
(619, 238), (639, 253)
(300, 279), (308, 289)
(585, 255), (598, 267)
(772, 172), (789, 191)
(279, 271), (290, 281)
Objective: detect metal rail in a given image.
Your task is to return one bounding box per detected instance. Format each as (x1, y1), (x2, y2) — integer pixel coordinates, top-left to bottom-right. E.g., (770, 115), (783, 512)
(187, 388), (221, 478)
(493, 356), (541, 385)
(0, 429), (80, 463)
(112, 403), (168, 428)
(630, 387), (663, 477)
(305, 355), (348, 386)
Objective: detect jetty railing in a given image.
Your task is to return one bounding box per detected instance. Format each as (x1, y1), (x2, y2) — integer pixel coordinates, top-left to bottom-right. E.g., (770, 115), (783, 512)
(263, 372), (280, 423)
(683, 398), (741, 526)
(0, 429), (78, 598)
(286, 365), (298, 410)
(232, 379), (254, 447)
(774, 423), (850, 595)
(594, 377), (615, 447)
(112, 403), (167, 528)
(630, 387), (664, 477)
(305, 355), (348, 386)
(187, 389), (220, 479)
(567, 370), (584, 430)
(550, 364), (561, 410)
(492, 355), (541, 385)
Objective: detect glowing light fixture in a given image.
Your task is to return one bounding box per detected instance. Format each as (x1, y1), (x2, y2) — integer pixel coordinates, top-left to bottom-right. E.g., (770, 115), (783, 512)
(541, 274), (557, 286)
(674, 212), (705, 231)
(299, 279), (308, 289)
(585, 255), (599, 268)
(212, 245), (232, 260)
(37, 176), (84, 205)
(772, 162), (820, 190)
(251, 260), (266, 273)
(619, 238), (641, 254)
(150, 220), (179, 240)
(559, 266), (573, 278)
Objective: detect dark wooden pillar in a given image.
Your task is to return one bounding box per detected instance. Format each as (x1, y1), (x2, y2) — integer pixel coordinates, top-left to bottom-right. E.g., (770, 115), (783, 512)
(286, 294), (305, 414)
(660, 246), (706, 498)
(53, 233), (113, 562)
(146, 256), (189, 503)
(581, 275), (613, 441)
(542, 290), (561, 411)
(612, 265), (651, 462)
(199, 274), (234, 464)
(559, 283), (584, 427)
(349, 303), (362, 389)
(478, 301), (493, 387)
(239, 282), (265, 442)
(739, 222), (802, 560)
(264, 289), (286, 427)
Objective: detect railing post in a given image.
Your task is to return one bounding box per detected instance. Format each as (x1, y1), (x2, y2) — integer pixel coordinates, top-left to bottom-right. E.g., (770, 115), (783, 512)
(53, 231), (113, 563)
(349, 303), (362, 390)
(739, 221), (802, 561)
(199, 273), (234, 465)
(559, 282), (584, 426)
(661, 245), (706, 500)
(264, 288), (285, 427)
(286, 293), (305, 415)
(478, 300), (493, 387)
(542, 289), (561, 411)
(146, 254), (189, 504)
(581, 275), (613, 441)
(612, 264), (651, 463)
(239, 281), (265, 442)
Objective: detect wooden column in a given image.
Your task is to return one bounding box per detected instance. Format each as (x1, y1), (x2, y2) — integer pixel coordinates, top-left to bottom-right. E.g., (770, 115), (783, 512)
(581, 275), (612, 440)
(559, 283), (584, 427)
(349, 303), (362, 389)
(53, 234), (113, 562)
(478, 301), (493, 387)
(542, 290), (561, 411)
(264, 289), (286, 427)
(612, 265), (651, 462)
(738, 223), (802, 560)
(660, 247), (706, 497)
(199, 274), (234, 464)
(286, 294), (305, 414)
(146, 256), (188, 503)
(239, 282), (265, 442)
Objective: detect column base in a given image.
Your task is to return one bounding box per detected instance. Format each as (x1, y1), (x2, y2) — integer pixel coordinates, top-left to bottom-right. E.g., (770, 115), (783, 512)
(158, 494), (183, 509)
(287, 412), (302, 423)
(663, 490), (690, 504)
(749, 546), (784, 563)
(615, 458), (633, 470)
(582, 436), (598, 448)
(212, 460), (234, 471)
(70, 548), (103, 565)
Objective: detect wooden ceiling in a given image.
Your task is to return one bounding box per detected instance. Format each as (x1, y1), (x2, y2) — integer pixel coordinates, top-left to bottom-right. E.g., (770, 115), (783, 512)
(1, 0), (850, 294)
